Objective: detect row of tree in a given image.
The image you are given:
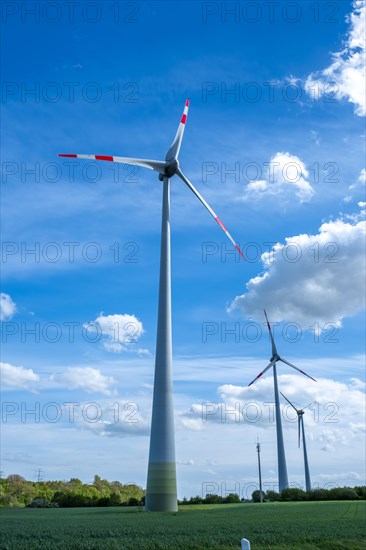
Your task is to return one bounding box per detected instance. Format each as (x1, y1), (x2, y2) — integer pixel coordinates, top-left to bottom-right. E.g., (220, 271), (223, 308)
(251, 486), (366, 502)
(180, 486), (366, 505)
(1, 475), (365, 508)
(0, 474), (144, 508)
(180, 493), (241, 505)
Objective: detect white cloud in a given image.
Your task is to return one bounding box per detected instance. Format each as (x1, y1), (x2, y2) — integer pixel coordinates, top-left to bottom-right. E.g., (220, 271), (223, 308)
(305, 0), (366, 116)
(83, 313), (146, 353)
(65, 397), (150, 437)
(1, 362), (39, 390)
(50, 367), (117, 396)
(349, 168), (366, 191)
(61, 63), (83, 70)
(0, 293), (16, 320)
(242, 152), (315, 203)
(358, 168), (366, 183)
(229, 213), (366, 328)
(178, 374), (366, 446)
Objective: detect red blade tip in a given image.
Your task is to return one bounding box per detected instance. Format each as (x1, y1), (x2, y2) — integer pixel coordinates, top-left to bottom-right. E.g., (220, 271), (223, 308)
(235, 244), (245, 260)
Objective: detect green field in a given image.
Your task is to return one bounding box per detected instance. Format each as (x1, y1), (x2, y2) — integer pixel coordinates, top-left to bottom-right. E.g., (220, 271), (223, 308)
(0, 501), (365, 549)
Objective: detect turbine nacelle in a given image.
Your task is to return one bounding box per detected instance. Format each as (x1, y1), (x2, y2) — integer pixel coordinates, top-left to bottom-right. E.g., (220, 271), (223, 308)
(248, 310), (316, 387)
(159, 158), (180, 180)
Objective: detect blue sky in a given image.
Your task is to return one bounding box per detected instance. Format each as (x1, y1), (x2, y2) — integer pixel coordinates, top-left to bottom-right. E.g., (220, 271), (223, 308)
(1, 1), (365, 497)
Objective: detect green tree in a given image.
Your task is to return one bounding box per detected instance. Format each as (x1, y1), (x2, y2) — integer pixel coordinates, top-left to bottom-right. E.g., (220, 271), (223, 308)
(265, 490), (280, 502)
(252, 490), (265, 502)
(308, 488), (330, 500)
(223, 493), (240, 503)
(204, 493), (222, 504)
(281, 488), (307, 501)
(328, 487), (358, 500)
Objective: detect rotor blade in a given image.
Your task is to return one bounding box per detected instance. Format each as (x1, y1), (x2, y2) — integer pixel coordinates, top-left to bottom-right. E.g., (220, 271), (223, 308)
(279, 356), (317, 382)
(298, 417), (301, 448)
(58, 154), (166, 174)
(264, 309), (278, 357)
(165, 99), (190, 161)
(248, 359), (277, 387)
(280, 392), (299, 413)
(176, 169), (245, 259)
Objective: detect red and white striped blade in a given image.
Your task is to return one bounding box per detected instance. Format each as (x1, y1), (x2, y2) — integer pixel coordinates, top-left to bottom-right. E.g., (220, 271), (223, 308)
(58, 154), (165, 174)
(165, 99), (190, 161)
(279, 356), (317, 382)
(248, 359), (277, 387)
(177, 168), (245, 259)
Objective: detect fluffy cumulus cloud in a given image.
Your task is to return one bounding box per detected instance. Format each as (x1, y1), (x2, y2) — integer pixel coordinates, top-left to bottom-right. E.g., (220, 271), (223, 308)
(1, 362), (39, 390)
(83, 313), (147, 354)
(50, 367), (117, 396)
(78, 402), (150, 437)
(349, 168), (366, 191)
(242, 152), (314, 203)
(229, 212), (366, 329)
(178, 374), (366, 446)
(0, 293), (16, 320)
(305, 0), (366, 116)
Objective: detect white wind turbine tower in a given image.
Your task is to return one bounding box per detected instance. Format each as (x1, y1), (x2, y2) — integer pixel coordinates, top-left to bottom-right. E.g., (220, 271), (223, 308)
(281, 392), (312, 492)
(248, 310), (316, 492)
(59, 100), (244, 512)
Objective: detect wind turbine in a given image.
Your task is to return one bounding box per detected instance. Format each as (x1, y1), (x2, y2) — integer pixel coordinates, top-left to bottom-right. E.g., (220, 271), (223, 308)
(59, 100), (244, 512)
(248, 309), (316, 492)
(256, 439), (263, 502)
(281, 392), (312, 492)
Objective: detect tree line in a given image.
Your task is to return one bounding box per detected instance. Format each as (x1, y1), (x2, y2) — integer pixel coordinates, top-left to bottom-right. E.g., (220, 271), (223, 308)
(251, 487), (366, 502)
(0, 474), (144, 508)
(0, 475), (364, 508)
(180, 486), (366, 505)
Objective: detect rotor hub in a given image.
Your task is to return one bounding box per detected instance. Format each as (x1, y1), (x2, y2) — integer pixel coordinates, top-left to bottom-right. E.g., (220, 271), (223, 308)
(164, 158), (179, 178)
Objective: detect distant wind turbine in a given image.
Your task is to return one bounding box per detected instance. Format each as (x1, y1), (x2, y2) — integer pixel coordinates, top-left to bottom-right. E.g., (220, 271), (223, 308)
(281, 392), (312, 492)
(59, 100), (244, 512)
(248, 309), (316, 492)
(256, 439), (263, 502)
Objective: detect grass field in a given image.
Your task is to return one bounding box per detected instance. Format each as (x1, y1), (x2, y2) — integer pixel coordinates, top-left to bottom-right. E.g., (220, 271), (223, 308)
(0, 501), (365, 549)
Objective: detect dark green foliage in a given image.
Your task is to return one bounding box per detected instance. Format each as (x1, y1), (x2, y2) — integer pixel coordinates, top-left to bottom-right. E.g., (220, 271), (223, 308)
(0, 475), (144, 508)
(354, 486), (366, 499)
(328, 487), (358, 500)
(308, 488), (330, 501)
(281, 488), (308, 501)
(222, 493), (240, 504)
(251, 490), (265, 502)
(265, 490), (281, 502)
(204, 493), (223, 504)
(178, 493), (241, 505)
